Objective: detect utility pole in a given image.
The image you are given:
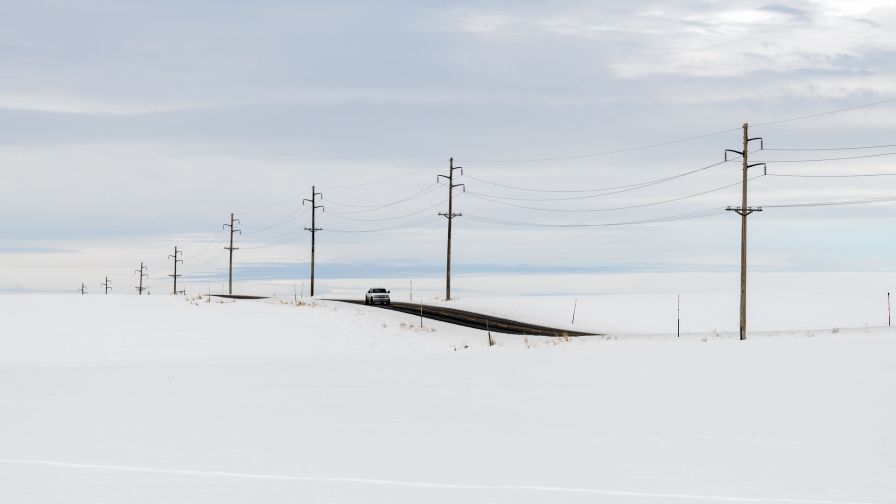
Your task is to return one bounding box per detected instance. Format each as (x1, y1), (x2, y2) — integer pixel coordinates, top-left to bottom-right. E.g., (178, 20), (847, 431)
(888, 292), (891, 327)
(169, 246), (184, 295)
(303, 186), (324, 297)
(677, 294), (680, 338)
(438, 158), (464, 301)
(135, 262), (148, 295)
(725, 123), (765, 341)
(223, 213), (241, 295)
(80, 283), (87, 295)
(101, 277), (111, 295)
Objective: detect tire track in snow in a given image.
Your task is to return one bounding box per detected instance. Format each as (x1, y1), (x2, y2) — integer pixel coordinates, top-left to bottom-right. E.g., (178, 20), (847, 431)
(0, 459), (881, 504)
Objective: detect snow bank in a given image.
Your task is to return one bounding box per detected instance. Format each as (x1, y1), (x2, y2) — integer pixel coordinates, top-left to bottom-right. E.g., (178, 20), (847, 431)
(1, 295), (893, 503)
(0, 295), (487, 364)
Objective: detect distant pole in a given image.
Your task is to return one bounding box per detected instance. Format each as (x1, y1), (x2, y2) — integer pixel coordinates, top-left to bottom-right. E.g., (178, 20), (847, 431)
(677, 294), (681, 338)
(135, 262), (148, 295)
(207, 282), (211, 303)
(571, 299), (577, 325)
(294, 281), (297, 303)
(80, 283), (87, 295)
(224, 213), (241, 295)
(303, 186), (324, 297)
(169, 246), (183, 295)
(420, 299), (424, 328)
(410, 280), (413, 301)
(101, 277), (111, 295)
(889, 292), (891, 327)
(438, 158), (464, 301)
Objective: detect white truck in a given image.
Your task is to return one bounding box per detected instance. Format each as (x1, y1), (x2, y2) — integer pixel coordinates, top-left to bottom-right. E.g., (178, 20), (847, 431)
(365, 288), (391, 305)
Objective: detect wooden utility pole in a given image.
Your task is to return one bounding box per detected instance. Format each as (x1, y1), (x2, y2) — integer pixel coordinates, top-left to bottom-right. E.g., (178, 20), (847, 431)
(169, 246), (184, 295)
(438, 158), (464, 301)
(80, 283), (87, 295)
(101, 277), (111, 295)
(303, 187), (324, 297)
(725, 123), (765, 341)
(223, 213), (240, 295)
(135, 262), (148, 295)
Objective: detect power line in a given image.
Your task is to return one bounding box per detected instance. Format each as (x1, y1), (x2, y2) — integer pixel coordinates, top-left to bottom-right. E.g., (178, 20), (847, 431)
(190, 229), (226, 259)
(190, 247), (228, 268)
(464, 208), (725, 228)
(327, 199), (449, 222)
(764, 143), (896, 151)
(242, 206), (310, 235)
(319, 159), (447, 190)
(325, 183), (442, 212)
(465, 175), (763, 213)
(767, 172), (896, 178)
(757, 152), (896, 163)
(464, 97), (896, 164)
(326, 215), (441, 234)
(466, 127), (742, 163)
(461, 160), (731, 196)
(239, 194), (302, 216)
(762, 195), (896, 208)
(753, 98), (896, 128)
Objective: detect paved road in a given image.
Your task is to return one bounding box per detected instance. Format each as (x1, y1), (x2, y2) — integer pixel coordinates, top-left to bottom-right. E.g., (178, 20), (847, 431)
(333, 300), (596, 336)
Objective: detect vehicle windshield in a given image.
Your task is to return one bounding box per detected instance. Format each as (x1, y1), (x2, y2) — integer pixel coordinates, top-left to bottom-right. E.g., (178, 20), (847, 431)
(370, 288), (387, 293)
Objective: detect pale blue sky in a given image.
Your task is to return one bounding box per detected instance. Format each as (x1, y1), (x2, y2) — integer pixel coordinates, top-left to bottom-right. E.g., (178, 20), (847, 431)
(1, 0), (895, 294)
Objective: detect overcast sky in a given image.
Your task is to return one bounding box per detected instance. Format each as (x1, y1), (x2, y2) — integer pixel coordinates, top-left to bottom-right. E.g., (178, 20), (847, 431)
(1, 0), (895, 295)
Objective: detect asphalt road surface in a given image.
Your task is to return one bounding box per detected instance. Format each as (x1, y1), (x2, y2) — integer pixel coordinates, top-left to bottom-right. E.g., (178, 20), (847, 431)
(333, 300), (596, 337)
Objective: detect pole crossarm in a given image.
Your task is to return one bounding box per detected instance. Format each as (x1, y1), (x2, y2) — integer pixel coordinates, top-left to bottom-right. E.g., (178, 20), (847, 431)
(726, 206), (763, 216)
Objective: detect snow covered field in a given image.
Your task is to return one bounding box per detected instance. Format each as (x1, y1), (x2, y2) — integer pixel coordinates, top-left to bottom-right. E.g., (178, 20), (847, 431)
(1, 295), (893, 503)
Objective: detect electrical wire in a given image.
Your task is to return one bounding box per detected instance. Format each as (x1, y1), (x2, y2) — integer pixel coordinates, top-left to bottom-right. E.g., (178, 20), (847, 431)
(463, 98), (896, 164)
(318, 159), (447, 190)
(465, 175), (763, 213)
(184, 228), (226, 259)
(327, 199), (449, 222)
(190, 247), (228, 268)
(767, 172), (896, 178)
(753, 98), (896, 128)
(239, 194), (302, 216)
(465, 128), (742, 163)
(325, 182), (439, 209)
(762, 195), (896, 208)
(764, 143), (896, 151)
(325, 183), (444, 214)
(326, 215), (441, 233)
(242, 206), (310, 235)
(757, 152), (896, 163)
(464, 161), (735, 200)
(463, 208), (726, 228)
(460, 160), (731, 195)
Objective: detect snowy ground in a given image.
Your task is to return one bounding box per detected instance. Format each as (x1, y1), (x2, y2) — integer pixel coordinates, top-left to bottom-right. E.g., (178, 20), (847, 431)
(1, 295), (894, 503)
